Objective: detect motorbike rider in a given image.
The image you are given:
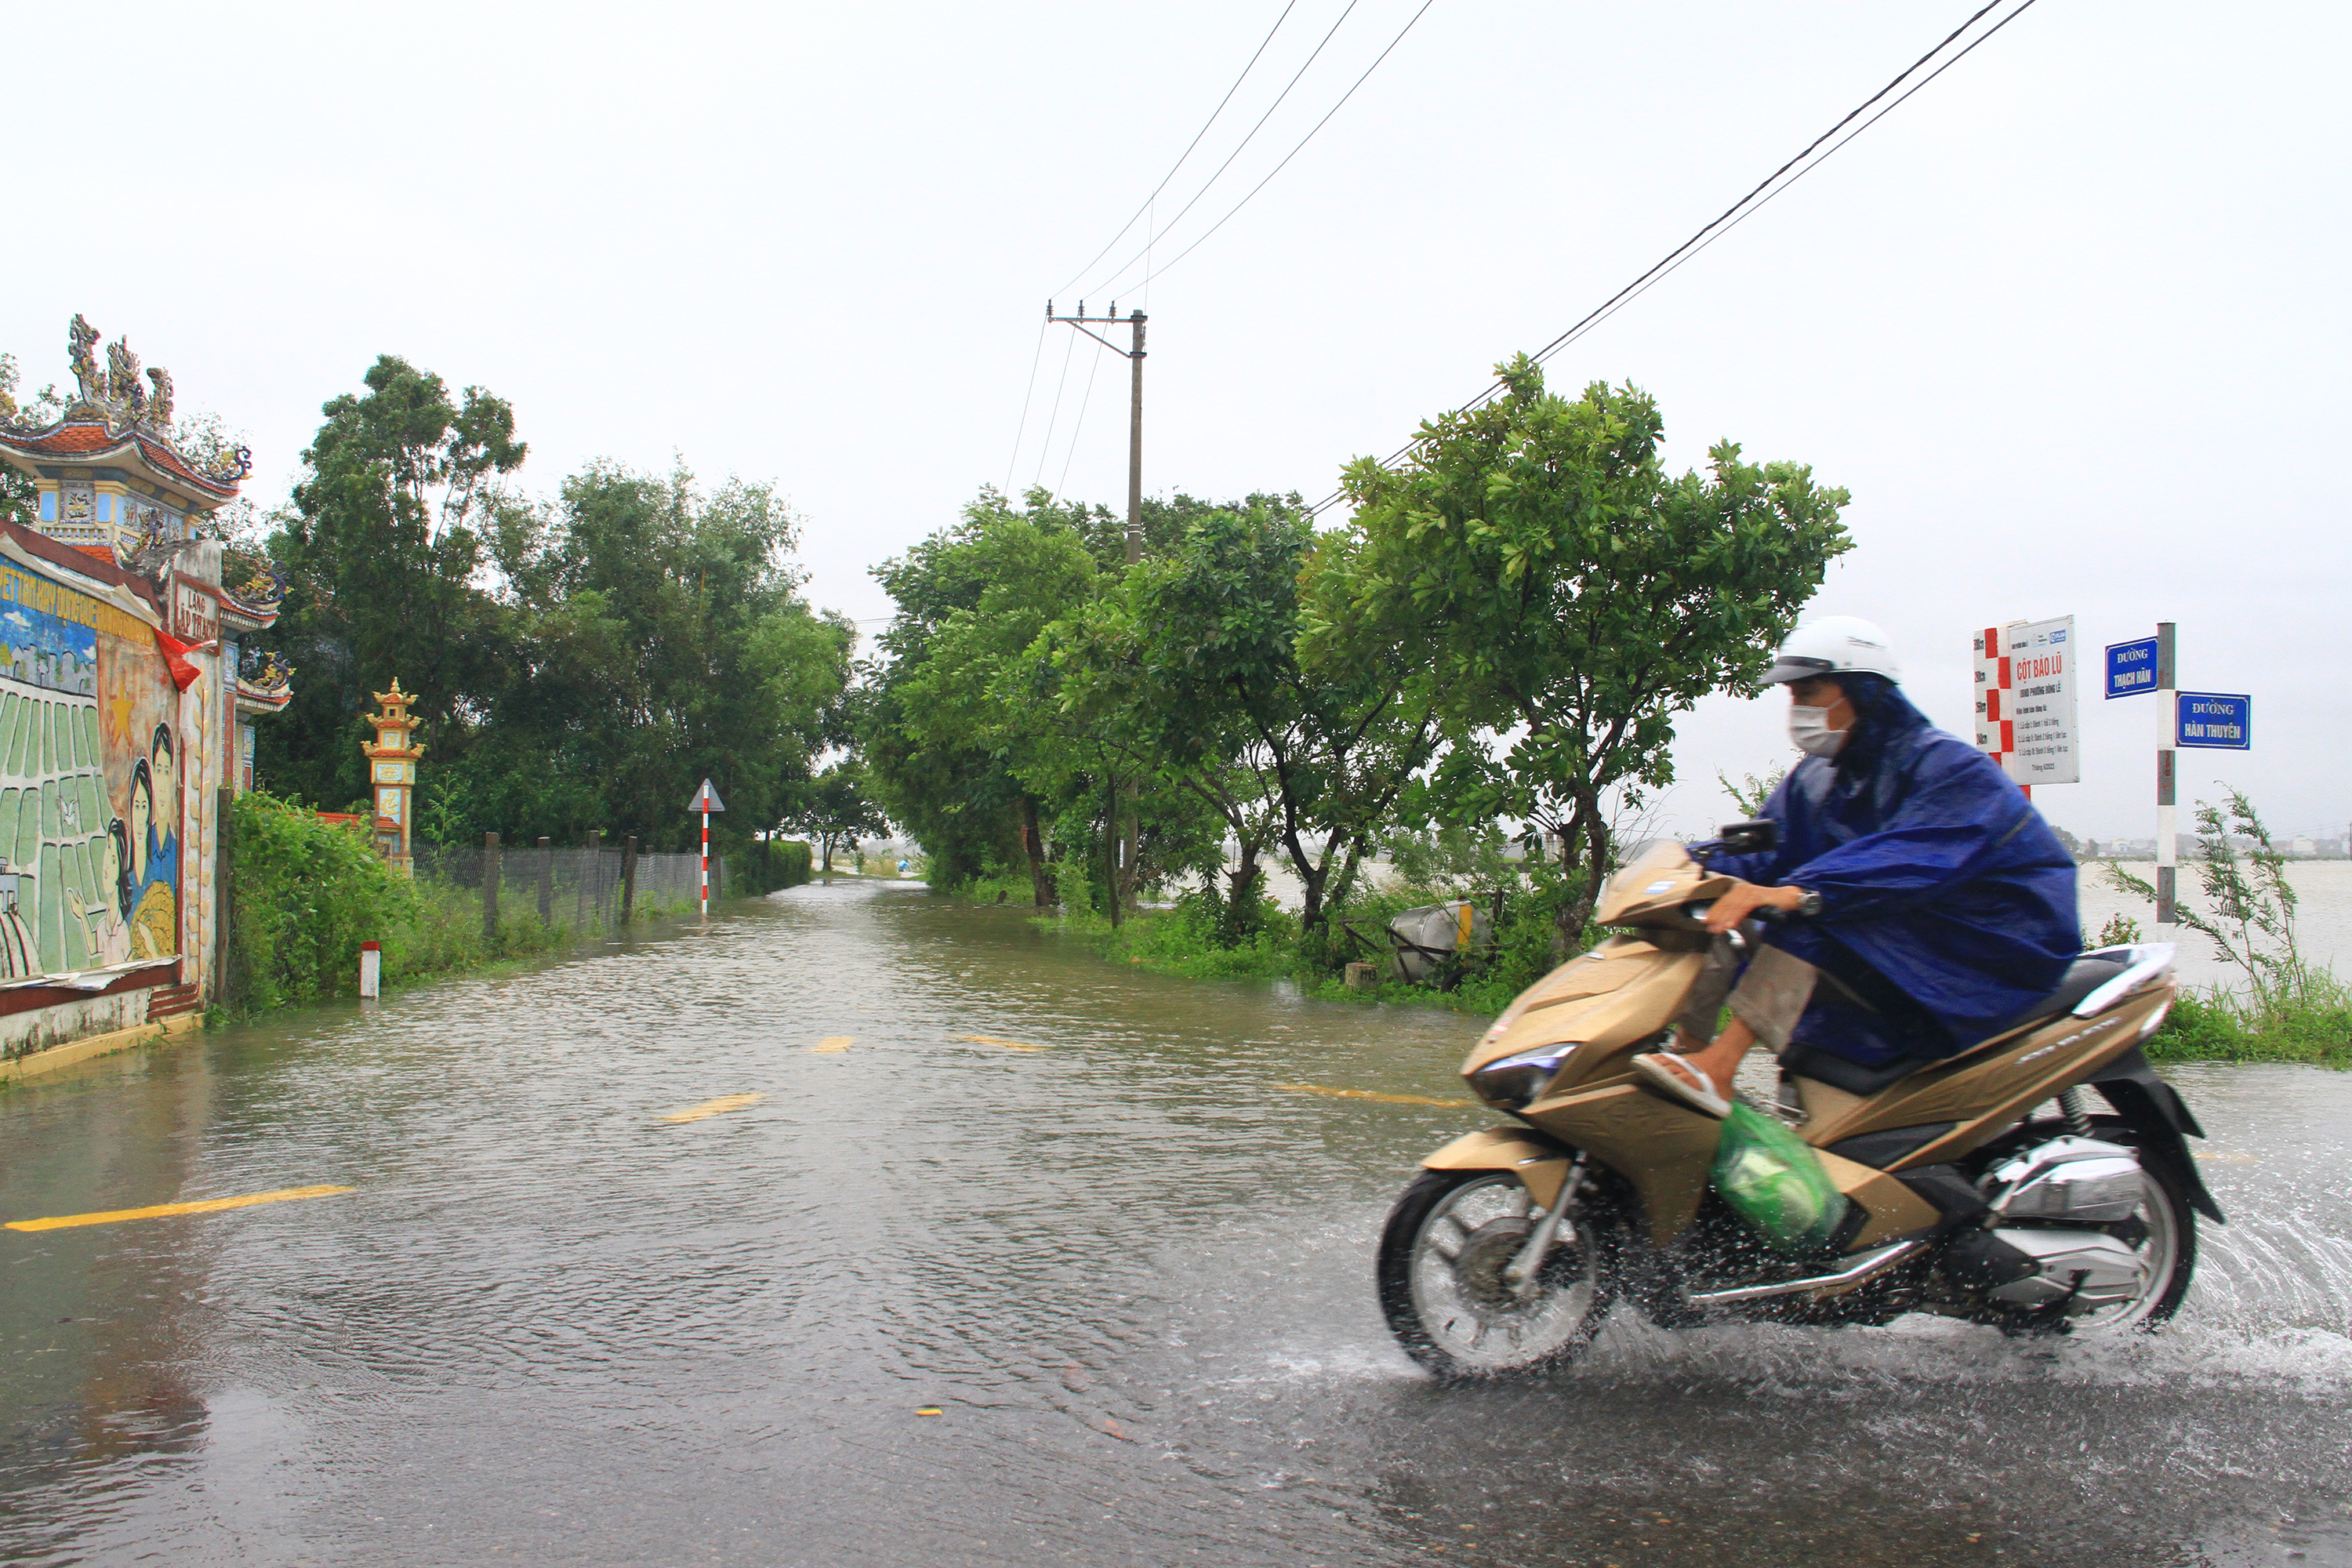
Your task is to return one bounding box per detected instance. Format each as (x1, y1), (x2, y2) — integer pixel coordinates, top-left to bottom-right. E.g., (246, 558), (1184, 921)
(1633, 616), (2081, 1116)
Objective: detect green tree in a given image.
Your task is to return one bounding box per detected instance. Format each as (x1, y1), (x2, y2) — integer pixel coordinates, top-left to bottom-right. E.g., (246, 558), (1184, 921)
(258, 356), (525, 807)
(1051, 499), (1441, 936)
(793, 760), (891, 872)
(1307, 357), (1851, 949)
(0, 353), (64, 530)
(864, 487), (1105, 900)
(461, 460), (853, 848)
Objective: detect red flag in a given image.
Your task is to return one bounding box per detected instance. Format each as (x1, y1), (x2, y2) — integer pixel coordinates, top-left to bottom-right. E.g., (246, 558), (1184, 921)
(154, 629), (201, 691)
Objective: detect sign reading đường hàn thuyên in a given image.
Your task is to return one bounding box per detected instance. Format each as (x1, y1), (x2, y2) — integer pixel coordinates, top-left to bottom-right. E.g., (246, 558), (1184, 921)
(2174, 691), (2250, 750)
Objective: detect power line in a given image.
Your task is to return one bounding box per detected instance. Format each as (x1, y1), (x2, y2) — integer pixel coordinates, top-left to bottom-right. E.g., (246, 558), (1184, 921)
(1104, 0), (1438, 299)
(1004, 316), (1049, 495)
(1528, 0), (2044, 382)
(1051, 340), (1110, 505)
(1080, 0), (1367, 300)
(1306, 0), (2034, 516)
(1032, 327), (1080, 489)
(1053, 0), (1303, 299)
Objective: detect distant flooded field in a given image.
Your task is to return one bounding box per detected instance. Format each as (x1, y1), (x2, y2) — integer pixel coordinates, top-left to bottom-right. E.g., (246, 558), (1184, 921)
(2081, 860), (2352, 989)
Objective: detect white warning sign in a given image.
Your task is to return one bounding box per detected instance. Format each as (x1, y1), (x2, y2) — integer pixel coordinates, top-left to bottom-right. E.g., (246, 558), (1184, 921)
(1973, 615), (2078, 787)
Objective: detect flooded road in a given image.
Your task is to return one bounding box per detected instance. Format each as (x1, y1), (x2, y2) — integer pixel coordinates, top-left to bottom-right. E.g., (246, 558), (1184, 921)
(4, 880), (2350, 1567)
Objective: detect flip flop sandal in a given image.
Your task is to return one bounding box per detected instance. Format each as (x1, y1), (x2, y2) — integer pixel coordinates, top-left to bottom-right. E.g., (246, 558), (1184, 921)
(1632, 1052), (1732, 1118)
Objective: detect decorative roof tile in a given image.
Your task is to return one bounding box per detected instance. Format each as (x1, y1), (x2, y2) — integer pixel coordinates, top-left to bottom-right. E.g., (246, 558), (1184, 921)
(0, 419), (240, 498)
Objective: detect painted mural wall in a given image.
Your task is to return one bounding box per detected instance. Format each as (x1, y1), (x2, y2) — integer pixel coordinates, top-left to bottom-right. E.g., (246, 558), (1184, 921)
(0, 558), (183, 979)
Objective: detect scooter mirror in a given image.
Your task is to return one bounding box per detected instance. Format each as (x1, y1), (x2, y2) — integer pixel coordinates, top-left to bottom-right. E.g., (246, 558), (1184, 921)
(1717, 818), (1779, 855)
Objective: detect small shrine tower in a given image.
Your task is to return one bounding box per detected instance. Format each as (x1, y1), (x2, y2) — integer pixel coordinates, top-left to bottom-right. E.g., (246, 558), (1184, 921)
(361, 679), (425, 872)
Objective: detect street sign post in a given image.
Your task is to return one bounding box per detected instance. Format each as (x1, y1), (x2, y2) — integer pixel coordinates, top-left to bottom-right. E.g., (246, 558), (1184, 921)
(1973, 615), (2078, 792)
(688, 778), (726, 916)
(2104, 636), (2161, 699)
(2108, 624), (2181, 929)
(2175, 691), (2252, 750)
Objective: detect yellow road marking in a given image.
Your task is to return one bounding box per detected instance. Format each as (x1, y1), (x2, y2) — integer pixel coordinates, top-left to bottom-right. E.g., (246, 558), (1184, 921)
(5, 1184), (355, 1232)
(916, 1406), (944, 1416)
(1276, 1083), (1475, 1108)
(810, 1036), (854, 1054)
(953, 1034), (1044, 1051)
(660, 1092), (764, 1123)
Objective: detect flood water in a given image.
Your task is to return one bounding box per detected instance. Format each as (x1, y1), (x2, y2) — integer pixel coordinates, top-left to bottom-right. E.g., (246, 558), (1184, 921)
(3, 880), (2350, 1567)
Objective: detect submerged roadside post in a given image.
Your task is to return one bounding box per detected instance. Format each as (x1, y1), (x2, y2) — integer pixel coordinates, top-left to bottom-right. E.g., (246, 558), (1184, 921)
(482, 832), (500, 945)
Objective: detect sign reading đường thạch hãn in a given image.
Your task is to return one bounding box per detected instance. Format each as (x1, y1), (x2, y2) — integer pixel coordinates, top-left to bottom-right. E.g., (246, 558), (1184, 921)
(1973, 615), (2078, 787)
(2105, 636), (2161, 699)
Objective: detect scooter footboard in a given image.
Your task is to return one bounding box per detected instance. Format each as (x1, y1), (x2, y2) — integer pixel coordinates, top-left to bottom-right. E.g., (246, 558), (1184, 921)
(1423, 1127), (1576, 1211)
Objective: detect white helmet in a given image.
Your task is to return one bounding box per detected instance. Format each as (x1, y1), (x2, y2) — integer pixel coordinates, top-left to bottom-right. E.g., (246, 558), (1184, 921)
(1764, 615), (1901, 684)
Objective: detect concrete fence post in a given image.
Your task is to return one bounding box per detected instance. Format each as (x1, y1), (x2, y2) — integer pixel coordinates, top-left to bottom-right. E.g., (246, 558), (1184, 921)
(577, 829), (600, 927)
(482, 832), (500, 945)
(536, 837), (554, 924)
(621, 835), (638, 924)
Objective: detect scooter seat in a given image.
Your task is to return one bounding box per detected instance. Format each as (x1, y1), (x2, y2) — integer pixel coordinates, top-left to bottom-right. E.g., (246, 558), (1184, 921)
(1779, 1044), (1929, 1097)
(1983, 955), (2129, 1037)
(1779, 956), (2133, 1098)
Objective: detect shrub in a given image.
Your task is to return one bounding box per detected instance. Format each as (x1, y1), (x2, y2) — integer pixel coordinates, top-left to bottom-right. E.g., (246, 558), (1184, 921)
(730, 839), (813, 898)
(227, 792), (420, 1011)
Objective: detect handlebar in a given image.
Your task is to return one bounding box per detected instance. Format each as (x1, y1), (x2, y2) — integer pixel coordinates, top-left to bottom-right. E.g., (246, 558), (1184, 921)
(1682, 898), (1788, 929)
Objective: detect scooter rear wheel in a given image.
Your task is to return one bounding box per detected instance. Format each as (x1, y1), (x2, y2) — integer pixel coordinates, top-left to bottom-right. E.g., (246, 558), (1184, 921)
(1377, 1167), (1618, 1379)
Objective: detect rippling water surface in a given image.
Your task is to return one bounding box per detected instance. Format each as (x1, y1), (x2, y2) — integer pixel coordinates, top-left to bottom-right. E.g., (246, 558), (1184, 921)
(2, 880), (2349, 1566)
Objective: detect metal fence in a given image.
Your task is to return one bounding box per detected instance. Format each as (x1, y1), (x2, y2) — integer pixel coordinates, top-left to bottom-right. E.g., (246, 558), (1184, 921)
(411, 837), (719, 938)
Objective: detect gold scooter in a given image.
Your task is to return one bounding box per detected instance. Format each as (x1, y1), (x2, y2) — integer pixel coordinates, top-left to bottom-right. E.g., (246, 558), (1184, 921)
(1377, 821), (2220, 1378)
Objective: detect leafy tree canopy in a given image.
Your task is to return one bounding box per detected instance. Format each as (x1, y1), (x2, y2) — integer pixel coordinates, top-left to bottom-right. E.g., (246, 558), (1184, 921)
(1305, 356), (1851, 940)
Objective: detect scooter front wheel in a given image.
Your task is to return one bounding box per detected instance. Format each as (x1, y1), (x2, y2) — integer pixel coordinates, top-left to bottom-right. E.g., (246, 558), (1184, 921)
(1377, 1167), (1618, 1379)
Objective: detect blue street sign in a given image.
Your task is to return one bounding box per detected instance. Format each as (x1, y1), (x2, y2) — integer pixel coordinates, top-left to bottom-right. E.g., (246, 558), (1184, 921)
(2176, 691), (2251, 750)
(2105, 636), (2160, 699)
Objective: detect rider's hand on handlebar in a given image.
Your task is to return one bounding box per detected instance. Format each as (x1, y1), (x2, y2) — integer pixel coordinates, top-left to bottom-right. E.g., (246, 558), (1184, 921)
(1704, 880), (1807, 934)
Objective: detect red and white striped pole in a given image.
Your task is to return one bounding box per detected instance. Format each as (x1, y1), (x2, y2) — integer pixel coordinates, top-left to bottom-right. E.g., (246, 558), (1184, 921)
(688, 777), (725, 919)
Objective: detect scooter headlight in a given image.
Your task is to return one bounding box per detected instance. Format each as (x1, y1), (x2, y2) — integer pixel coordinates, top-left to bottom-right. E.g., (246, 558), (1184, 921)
(1472, 1044), (1576, 1111)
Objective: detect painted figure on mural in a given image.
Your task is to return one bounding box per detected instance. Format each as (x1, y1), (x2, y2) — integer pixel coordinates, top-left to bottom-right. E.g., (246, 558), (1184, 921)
(0, 870), (33, 978)
(147, 723), (180, 891)
(125, 757), (175, 960)
(67, 816), (131, 966)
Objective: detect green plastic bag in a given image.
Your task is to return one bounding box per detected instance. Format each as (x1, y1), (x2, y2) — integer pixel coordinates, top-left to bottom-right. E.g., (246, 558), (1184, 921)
(1711, 1102), (1852, 1257)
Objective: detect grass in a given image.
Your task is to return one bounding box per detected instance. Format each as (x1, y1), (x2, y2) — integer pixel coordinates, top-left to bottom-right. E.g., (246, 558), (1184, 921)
(2144, 977), (2352, 1068)
(934, 848), (2352, 1065)
(934, 846), (1589, 1022)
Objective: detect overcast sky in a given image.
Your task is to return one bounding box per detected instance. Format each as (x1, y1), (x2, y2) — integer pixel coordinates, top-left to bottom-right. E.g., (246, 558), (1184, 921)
(7, 0), (2344, 843)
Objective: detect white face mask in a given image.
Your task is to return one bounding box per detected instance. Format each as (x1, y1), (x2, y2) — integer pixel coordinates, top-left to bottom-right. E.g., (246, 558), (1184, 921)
(1789, 704), (1847, 758)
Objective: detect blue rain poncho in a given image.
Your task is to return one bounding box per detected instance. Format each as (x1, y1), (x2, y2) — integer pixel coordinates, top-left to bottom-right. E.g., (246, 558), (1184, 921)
(1706, 677), (2080, 1066)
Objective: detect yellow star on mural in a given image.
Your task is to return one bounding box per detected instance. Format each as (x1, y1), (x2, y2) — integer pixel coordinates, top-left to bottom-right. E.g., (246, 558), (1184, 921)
(106, 695), (133, 738)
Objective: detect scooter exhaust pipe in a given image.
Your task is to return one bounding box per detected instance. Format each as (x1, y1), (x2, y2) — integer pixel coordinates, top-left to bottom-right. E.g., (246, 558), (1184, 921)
(1684, 1240), (1926, 1306)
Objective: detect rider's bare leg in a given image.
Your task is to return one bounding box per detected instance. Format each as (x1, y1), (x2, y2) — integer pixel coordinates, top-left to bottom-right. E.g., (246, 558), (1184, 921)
(1657, 1016), (1757, 1096)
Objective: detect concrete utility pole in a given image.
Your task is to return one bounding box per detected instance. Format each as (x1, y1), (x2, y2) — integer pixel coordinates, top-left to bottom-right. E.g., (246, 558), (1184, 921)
(2155, 621), (2176, 933)
(1046, 301), (1150, 909)
(1045, 302), (1147, 563)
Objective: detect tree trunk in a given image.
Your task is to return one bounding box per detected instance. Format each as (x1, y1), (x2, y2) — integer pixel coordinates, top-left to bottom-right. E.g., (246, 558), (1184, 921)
(1021, 795), (1054, 906)
(1103, 775), (1121, 930)
(1225, 840), (1261, 909)
(1298, 863), (1327, 934)
(1553, 791), (1613, 959)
